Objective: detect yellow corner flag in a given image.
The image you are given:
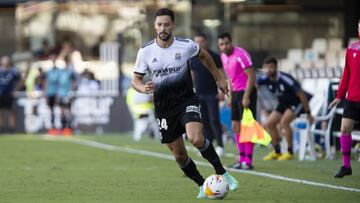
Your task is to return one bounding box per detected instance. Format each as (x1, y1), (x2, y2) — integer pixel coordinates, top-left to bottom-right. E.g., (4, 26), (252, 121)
(239, 108), (272, 146)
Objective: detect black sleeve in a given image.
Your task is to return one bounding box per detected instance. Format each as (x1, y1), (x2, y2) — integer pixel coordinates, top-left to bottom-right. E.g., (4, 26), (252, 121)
(210, 51), (222, 69)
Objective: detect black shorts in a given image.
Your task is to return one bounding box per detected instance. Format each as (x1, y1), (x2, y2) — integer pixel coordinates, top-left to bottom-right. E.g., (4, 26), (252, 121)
(0, 95), (14, 109)
(47, 96), (57, 108)
(58, 96), (72, 108)
(275, 101), (304, 116)
(343, 100), (360, 121)
(231, 89), (257, 121)
(155, 97), (202, 144)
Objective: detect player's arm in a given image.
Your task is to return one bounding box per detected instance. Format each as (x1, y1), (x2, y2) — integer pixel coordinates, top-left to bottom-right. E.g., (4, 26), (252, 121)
(243, 67), (256, 108)
(296, 90), (314, 124)
(198, 48), (229, 95)
(132, 48), (154, 94)
(329, 50), (350, 109)
(132, 73), (154, 94)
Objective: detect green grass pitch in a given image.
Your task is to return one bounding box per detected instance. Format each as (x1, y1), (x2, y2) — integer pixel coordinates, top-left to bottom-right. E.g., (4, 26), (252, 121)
(0, 134), (359, 202)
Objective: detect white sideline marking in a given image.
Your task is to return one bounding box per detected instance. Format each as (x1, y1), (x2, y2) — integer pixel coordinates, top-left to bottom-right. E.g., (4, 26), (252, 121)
(45, 136), (360, 193)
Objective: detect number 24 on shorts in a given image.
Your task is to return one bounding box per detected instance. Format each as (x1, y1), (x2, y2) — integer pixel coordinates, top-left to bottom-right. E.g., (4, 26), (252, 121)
(157, 118), (168, 130)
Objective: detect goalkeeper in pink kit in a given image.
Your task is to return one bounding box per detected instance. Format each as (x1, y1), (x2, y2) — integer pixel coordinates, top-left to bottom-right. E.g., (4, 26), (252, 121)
(217, 32), (257, 170)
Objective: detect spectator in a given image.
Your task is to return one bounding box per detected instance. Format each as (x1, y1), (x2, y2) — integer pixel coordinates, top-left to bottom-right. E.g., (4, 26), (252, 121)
(34, 39), (53, 60)
(57, 55), (77, 136)
(34, 67), (46, 91)
(45, 55), (61, 135)
(126, 87), (159, 141)
(0, 56), (21, 133)
(191, 33), (225, 157)
(257, 56), (313, 161)
(77, 69), (100, 94)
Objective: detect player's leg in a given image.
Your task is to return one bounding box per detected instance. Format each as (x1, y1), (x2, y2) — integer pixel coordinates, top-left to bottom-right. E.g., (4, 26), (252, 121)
(263, 110), (282, 160)
(6, 95), (16, 133)
(186, 121), (225, 174)
(0, 109), (4, 133)
(231, 120), (244, 168)
(47, 96), (57, 134)
(199, 96), (214, 142)
(206, 94), (224, 156)
(334, 100), (360, 178)
(277, 108), (296, 161)
(243, 90), (257, 169)
(166, 136), (206, 198)
(186, 121), (239, 191)
(334, 118), (355, 178)
(230, 91), (245, 168)
(62, 101), (73, 136)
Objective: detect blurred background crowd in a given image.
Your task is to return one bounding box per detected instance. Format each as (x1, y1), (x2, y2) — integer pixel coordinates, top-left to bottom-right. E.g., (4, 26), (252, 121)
(0, 0), (359, 161)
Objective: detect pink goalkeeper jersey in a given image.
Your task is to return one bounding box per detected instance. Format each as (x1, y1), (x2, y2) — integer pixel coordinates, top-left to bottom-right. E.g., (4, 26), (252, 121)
(221, 47), (253, 91)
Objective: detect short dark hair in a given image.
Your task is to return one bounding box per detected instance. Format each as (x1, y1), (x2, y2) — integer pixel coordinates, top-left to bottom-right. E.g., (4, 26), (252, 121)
(263, 56), (278, 66)
(194, 33), (207, 40)
(155, 8), (175, 22)
(217, 32), (232, 42)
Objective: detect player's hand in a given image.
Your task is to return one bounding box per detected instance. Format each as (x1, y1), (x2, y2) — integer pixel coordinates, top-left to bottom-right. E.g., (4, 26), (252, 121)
(328, 98), (341, 110)
(217, 78), (229, 97)
(143, 81), (155, 94)
(242, 96), (250, 108)
(217, 91), (225, 101)
(307, 114), (314, 125)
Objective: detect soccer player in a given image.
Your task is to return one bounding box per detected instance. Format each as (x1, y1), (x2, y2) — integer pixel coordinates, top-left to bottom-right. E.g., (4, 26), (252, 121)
(329, 19), (360, 178)
(0, 56), (21, 133)
(191, 33), (225, 157)
(45, 55), (60, 135)
(257, 56), (313, 161)
(217, 32), (257, 170)
(132, 8), (238, 198)
(57, 55), (77, 136)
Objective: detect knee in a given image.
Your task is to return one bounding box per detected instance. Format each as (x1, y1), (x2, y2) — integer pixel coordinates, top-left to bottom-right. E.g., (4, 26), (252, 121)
(280, 120), (290, 130)
(341, 125), (352, 134)
(174, 153), (188, 165)
(188, 133), (204, 148)
(231, 124), (239, 133)
(264, 121), (275, 130)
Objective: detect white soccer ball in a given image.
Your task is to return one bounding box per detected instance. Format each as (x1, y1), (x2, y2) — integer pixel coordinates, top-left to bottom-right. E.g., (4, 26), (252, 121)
(203, 174), (230, 199)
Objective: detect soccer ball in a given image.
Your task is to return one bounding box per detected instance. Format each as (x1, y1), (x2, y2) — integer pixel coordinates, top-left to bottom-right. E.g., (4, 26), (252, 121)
(203, 174), (230, 199)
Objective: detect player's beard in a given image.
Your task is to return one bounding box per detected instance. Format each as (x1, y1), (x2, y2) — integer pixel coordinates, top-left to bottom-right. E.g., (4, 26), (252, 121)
(158, 32), (172, 41)
(268, 71), (277, 80)
(223, 47), (233, 56)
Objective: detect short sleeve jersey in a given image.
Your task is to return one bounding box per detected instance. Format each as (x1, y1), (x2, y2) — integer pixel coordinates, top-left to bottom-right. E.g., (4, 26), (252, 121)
(256, 71), (301, 105)
(221, 47), (253, 91)
(0, 67), (20, 96)
(46, 67), (60, 96)
(134, 36), (200, 113)
(57, 67), (76, 98)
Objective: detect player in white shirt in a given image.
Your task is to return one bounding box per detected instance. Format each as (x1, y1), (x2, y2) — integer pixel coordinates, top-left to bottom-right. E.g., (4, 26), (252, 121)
(132, 8), (239, 199)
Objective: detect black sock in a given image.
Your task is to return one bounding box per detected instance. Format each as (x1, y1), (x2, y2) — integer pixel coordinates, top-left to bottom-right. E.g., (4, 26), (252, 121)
(288, 147), (293, 154)
(65, 113), (72, 128)
(198, 139), (226, 175)
(61, 115), (66, 129)
(180, 157), (205, 186)
(274, 144), (281, 154)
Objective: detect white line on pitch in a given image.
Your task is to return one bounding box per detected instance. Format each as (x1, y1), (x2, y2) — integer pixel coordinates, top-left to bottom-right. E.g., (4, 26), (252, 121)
(44, 136), (360, 193)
